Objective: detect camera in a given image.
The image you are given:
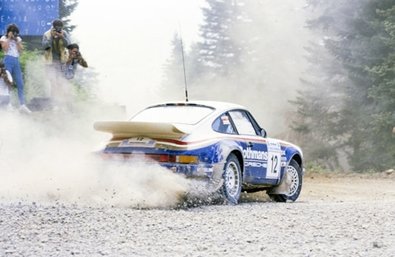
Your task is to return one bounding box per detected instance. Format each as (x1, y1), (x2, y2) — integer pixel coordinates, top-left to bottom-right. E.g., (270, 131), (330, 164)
(72, 51), (81, 60)
(8, 30), (18, 38)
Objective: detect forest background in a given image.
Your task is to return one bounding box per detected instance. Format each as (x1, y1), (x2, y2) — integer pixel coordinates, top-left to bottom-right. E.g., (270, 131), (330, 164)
(1, 0), (394, 172)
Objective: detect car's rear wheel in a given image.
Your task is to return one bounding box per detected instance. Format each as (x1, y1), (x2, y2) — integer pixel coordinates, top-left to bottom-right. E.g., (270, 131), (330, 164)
(221, 153), (242, 204)
(268, 159), (303, 202)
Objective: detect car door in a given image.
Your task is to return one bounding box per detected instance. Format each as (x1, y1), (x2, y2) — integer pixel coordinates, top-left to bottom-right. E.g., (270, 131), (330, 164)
(228, 110), (282, 184)
(227, 110), (267, 181)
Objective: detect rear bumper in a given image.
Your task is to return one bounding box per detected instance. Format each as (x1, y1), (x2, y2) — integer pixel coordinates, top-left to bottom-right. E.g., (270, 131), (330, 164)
(160, 162), (214, 178)
(96, 152), (226, 192)
(97, 152), (215, 178)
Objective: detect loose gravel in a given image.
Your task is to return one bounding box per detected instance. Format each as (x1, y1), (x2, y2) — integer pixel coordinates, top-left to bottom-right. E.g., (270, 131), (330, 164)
(2, 93), (394, 256)
(1, 174), (395, 257)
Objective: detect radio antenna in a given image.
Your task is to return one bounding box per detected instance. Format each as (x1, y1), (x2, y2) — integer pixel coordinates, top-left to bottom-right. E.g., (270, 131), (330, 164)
(178, 25), (189, 102)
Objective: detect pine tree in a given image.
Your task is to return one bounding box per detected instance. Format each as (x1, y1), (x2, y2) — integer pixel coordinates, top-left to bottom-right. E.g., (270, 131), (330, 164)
(60, 0), (79, 33)
(290, 0), (357, 170)
(293, 0), (395, 171)
(343, 0), (395, 170)
(197, 0), (244, 76)
(163, 0), (251, 103)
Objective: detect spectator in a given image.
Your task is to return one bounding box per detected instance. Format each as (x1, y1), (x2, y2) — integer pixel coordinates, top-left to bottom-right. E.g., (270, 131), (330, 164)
(0, 60), (13, 109)
(42, 19), (71, 101)
(42, 19), (71, 66)
(63, 43), (88, 80)
(0, 23), (31, 113)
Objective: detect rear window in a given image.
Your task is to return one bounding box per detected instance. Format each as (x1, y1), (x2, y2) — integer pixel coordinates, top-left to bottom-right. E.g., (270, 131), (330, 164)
(131, 105), (214, 125)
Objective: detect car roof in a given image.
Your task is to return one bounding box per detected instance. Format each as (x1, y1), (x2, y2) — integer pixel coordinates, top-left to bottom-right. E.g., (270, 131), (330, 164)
(148, 100), (247, 112)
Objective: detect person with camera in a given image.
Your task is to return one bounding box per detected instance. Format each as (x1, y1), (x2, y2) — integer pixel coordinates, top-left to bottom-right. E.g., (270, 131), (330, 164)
(42, 19), (71, 102)
(0, 60), (13, 109)
(0, 23), (31, 113)
(63, 43), (88, 80)
(42, 19), (71, 65)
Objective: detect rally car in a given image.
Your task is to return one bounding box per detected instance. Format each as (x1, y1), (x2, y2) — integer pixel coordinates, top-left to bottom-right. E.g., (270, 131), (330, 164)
(94, 101), (303, 204)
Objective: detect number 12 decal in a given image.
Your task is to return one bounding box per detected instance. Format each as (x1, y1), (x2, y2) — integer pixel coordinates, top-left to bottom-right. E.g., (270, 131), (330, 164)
(266, 139), (282, 179)
(267, 152), (281, 178)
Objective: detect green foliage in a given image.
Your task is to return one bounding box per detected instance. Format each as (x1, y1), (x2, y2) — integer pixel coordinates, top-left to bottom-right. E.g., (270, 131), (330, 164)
(161, 1), (247, 100)
(304, 161), (333, 174)
(161, 0), (394, 172)
(293, 0), (395, 171)
(1, 48), (95, 104)
(60, 0), (79, 33)
(20, 49), (48, 100)
(162, 0), (272, 123)
(197, 0), (244, 76)
(1, 1), (97, 104)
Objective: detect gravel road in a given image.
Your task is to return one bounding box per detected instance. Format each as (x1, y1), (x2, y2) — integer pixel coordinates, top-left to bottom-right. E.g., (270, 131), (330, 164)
(2, 95), (394, 256)
(1, 172), (394, 257)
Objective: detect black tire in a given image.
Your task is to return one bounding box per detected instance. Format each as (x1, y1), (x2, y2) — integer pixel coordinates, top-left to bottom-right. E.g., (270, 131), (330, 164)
(268, 159), (303, 202)
(221, 153), (242, 204)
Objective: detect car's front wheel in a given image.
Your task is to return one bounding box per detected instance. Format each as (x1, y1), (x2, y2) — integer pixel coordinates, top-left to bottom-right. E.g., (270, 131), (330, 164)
(221, 153), (242, 204)
(268, 159), (303, 202)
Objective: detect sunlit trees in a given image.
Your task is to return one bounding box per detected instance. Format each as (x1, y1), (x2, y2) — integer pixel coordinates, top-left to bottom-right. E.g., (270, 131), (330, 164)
(292, 0), (395, 171)
(60, 0), (79, 33)
(163, 0), (269, 113)
(290, 0), (360, 170)
(196, 0), (245, 76)
(162, 0), (394, 171)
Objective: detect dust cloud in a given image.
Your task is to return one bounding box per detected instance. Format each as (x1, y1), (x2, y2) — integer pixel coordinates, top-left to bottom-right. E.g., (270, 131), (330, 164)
(1, 0), (311, 208)
(236, 0), (312, 134)
(70, 0), (312, 133)
(1, 1), (207, 208)
(166, 0), (313, 135)
(69, 0), (205, 114)
(0, 110), (190, 209)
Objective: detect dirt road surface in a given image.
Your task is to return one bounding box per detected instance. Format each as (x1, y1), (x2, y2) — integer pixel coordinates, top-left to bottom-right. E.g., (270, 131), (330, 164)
(1, 172), (394, 256)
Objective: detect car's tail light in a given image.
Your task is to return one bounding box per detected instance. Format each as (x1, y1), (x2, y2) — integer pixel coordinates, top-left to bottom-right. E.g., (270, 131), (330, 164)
(176, 155), (198, 164)
(99, 153), (198, 164)
(158, 154), (198, 164)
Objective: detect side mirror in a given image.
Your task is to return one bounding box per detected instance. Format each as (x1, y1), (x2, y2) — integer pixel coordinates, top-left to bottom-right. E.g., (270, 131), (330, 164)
(260, 128), (267, 138)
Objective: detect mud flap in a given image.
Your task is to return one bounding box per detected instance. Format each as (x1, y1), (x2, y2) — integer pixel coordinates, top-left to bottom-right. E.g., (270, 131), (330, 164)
(207, 162), (225, 192)
(268, 171), (292, 195)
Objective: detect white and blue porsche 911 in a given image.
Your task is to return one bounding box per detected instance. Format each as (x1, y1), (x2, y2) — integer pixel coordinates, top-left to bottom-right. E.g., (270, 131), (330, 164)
(94, 101), (303, 204)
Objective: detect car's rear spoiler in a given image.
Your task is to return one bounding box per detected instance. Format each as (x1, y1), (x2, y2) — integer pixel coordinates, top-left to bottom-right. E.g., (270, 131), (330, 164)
(93, 121), (188, 140)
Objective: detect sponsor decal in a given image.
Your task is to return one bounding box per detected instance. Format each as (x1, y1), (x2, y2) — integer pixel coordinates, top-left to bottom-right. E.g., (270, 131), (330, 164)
(245, 162), (267, 168)
(243, 147), (268, 160)
(243, 147), (268, 169)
